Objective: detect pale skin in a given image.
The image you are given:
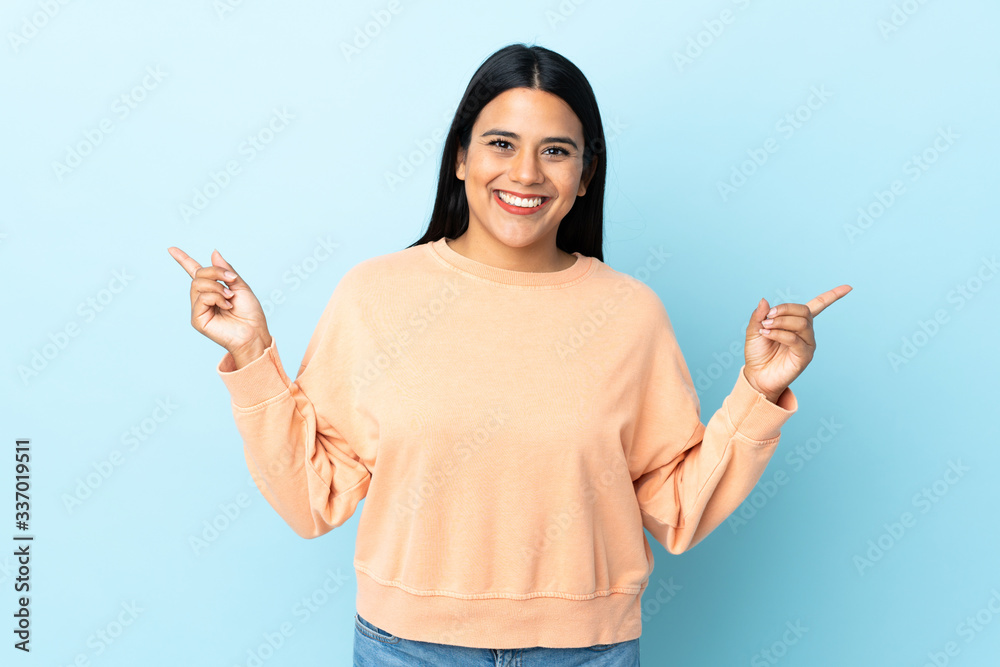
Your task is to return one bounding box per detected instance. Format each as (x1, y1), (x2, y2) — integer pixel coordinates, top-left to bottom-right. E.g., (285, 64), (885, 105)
(168, 86), (852, 393)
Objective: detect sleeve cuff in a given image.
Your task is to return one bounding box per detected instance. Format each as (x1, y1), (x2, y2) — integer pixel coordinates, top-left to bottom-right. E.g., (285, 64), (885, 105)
(216, 338), (293, 409)
(724, 364), (799, 442)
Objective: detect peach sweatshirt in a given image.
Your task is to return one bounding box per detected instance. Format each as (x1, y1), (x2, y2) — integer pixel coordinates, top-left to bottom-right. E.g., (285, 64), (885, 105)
(216, 237), (798, 649)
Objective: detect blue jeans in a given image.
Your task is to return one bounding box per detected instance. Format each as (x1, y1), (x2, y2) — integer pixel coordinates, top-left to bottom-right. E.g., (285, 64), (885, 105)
(354, 612), (641, 666)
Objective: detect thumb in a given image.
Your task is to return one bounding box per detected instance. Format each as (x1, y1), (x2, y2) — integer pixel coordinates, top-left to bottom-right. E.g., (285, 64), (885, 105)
(751, 297), (769, 325)
(211, 249), (244, 287)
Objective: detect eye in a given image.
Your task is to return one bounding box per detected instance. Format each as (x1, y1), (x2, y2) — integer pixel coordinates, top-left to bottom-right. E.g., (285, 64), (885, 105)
(486, 139), (570, 156)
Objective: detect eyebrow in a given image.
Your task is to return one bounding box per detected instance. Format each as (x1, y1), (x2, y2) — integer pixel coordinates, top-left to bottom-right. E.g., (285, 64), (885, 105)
(480, 129), (579, 150)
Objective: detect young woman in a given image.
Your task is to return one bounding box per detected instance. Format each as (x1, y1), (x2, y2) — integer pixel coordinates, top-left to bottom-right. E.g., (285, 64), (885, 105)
(169, 43), (850, 666)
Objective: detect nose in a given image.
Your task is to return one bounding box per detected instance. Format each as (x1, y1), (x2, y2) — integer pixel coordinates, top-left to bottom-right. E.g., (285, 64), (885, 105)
(509, 148), (543, 186)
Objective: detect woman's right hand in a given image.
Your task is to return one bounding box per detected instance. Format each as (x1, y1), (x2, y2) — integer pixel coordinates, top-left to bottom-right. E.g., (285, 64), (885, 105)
(167, 247), (272, 367)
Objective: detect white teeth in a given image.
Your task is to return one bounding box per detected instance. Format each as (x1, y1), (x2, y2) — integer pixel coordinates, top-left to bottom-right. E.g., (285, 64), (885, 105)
(497, 191), (544, 208)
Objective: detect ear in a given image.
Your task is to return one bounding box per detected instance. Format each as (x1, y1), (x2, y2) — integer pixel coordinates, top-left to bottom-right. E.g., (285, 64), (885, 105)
(577, 156), (598, 196)
(455, 145), (467, 181)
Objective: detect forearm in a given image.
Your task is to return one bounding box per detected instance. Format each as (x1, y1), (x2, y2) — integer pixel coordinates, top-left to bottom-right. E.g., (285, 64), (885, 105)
(217, 339), (370, 539)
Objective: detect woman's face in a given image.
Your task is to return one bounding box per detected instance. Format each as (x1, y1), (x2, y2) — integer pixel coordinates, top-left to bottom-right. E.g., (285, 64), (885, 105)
(455, 87), (594, 253)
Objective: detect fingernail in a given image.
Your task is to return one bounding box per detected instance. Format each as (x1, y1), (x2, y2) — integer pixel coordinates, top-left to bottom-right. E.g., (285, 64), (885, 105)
(224, 271), (236, 280)
(767, 307), (777, 317)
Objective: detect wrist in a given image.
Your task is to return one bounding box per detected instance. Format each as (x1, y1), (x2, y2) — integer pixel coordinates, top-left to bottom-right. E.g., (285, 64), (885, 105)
(761, 389), (783, 404)
(230, 334), (271, 370)
(743, 368), (784, 404)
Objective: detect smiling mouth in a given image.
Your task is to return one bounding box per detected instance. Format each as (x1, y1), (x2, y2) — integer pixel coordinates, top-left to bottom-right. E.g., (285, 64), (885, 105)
(493, 189), (550, 214)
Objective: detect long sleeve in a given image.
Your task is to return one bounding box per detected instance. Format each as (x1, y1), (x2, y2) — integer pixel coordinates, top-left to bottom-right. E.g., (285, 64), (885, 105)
(628, 298), (798, 555)
(215, 270), (371, 539)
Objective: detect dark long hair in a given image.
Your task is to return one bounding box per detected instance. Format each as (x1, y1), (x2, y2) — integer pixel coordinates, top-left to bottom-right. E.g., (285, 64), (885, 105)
(406, 43), (607, 262)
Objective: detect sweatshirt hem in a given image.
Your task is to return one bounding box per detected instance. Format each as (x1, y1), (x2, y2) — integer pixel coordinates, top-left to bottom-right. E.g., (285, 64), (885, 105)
(354, 567), (645, 649)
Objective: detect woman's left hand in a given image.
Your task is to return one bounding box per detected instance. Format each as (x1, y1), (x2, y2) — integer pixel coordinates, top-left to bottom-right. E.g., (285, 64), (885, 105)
(743, 284), (853, 402)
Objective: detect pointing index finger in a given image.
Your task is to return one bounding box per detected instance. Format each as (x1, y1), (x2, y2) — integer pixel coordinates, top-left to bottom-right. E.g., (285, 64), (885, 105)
(808, 284), (853, 317)
(167, 246), (203, 279)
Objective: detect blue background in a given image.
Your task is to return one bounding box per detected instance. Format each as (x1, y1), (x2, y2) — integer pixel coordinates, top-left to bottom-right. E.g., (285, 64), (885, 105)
(3, 0), (998, 665)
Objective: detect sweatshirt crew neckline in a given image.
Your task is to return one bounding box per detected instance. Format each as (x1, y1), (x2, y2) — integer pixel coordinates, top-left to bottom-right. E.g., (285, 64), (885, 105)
(427, 237), (595, 288)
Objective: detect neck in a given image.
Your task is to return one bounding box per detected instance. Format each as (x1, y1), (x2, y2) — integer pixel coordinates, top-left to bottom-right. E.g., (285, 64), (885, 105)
(446, 228), (574, 273)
